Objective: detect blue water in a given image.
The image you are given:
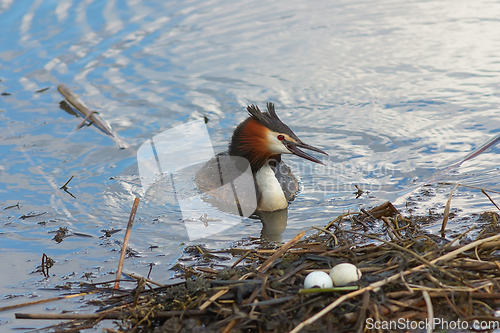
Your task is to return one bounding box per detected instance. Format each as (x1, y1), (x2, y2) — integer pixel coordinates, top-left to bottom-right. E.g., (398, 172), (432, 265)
(1, 0), (500, 330)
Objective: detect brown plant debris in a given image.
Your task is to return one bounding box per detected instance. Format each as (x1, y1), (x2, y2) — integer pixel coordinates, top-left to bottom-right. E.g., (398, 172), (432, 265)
(14, 202), (500, 333)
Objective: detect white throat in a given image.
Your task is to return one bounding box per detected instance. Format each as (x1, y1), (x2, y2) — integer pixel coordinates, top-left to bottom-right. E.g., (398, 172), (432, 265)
(255, 164), (288, 211)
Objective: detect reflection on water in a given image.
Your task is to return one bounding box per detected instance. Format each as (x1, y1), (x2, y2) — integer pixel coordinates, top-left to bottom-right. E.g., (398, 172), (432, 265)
(1, 0), (500, 329)
(258, 209), (289, 242)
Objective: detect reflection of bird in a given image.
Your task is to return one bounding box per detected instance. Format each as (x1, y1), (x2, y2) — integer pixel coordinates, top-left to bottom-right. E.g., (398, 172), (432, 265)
(195, 103), (328, 212)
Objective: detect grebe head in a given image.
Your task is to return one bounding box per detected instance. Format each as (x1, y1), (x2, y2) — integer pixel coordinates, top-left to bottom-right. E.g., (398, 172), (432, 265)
(229, 103), (328, 171)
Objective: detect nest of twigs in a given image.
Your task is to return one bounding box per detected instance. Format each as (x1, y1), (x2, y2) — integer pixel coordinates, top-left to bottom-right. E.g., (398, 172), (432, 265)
(16, 200), (500, 333)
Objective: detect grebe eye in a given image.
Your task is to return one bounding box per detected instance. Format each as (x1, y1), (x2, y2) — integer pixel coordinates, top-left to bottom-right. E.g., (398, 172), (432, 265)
(277, 135), (285, 140)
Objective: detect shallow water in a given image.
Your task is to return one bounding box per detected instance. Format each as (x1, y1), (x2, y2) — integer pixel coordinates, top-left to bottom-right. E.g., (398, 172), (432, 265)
(1, 0), (500, 330)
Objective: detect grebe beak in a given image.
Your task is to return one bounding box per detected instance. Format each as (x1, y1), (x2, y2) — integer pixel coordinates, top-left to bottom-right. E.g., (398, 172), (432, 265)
(284, 140), (328, 165)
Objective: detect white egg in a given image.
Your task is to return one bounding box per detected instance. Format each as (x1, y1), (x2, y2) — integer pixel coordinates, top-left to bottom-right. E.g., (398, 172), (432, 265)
(304, 271), (333, 289)
(329, 263), (362, 286)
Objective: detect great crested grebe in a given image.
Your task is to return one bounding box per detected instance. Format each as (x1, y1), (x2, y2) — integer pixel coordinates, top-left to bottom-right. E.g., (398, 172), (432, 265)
(195, 103), (328, 212)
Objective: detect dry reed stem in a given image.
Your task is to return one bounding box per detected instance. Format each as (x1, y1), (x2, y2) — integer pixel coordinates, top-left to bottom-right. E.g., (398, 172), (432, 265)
(15, 310), (205, 320)
(126, 272), (164, 287)
(422, 289), (433, 333)
(440, 184), (459, 236)
(60, 175), (74, 189)
(200, 230), (304, 311)
(257, 230), (305, 273)
(440, 183), (500, 195)
(231, 250), (251, 268)
(114, 197), (140, 289)
(0, 292), (98, 313)
(321, 212), (360, 235)
(481, 189), (500, 211)
(199, 272), (254, 310)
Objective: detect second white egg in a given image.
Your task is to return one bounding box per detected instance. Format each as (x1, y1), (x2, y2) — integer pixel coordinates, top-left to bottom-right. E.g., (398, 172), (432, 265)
(329, 263), (362, 286)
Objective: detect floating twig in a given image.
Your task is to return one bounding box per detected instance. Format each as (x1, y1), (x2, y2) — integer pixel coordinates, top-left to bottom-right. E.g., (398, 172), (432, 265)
(19, 211), (47, 219)
(0, 292), (97, 313)
(41, 253), (54, 278)
(35, 87), (50, 93)
(57, 83), (128, 149)
(3, 202), (20, 210)
(60, 175), (74, 189)
(353, 184), (364, 198)
(15, 310), (205, 320)
(60, 175), (76, 198)
(481, 189), (500, 212)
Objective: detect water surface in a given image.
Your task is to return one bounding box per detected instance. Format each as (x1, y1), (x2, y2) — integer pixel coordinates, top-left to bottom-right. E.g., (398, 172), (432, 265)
(1, 0), (500, 330)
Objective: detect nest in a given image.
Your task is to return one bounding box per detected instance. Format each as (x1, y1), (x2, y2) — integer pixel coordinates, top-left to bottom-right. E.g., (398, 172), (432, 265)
(13, 200), (500, 333)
